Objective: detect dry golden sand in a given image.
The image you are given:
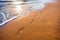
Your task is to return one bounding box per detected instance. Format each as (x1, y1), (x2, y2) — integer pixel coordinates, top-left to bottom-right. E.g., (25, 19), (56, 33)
(0, 0), (60, 40)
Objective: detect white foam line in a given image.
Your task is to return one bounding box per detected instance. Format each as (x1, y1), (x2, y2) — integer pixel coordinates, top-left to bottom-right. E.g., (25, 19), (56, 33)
(0, 15), (20, 26)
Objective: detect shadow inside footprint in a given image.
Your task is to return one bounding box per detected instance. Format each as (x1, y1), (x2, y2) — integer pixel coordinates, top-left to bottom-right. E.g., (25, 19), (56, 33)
(17, 27), (24, 35)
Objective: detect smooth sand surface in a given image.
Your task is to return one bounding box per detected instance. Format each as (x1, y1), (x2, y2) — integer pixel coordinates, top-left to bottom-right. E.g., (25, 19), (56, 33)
(0, 0), (60, 40)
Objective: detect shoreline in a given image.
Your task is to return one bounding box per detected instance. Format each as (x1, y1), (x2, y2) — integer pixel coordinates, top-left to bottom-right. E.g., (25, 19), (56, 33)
(0, 0), (60, 40)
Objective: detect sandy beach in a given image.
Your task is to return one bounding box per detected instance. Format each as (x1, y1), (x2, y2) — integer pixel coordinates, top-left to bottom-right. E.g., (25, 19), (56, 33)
(0, 0), (60, 40)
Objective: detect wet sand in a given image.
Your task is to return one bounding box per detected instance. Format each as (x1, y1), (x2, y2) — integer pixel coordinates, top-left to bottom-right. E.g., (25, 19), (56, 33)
(0, 0), (60, 40)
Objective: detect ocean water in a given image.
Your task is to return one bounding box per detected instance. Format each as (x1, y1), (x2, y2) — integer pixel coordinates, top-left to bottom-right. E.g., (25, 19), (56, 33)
(0, 0), (56, 26)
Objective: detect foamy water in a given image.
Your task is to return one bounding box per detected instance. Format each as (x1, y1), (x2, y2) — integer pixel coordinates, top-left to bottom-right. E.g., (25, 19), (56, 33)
(0, 0), (56, 26)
